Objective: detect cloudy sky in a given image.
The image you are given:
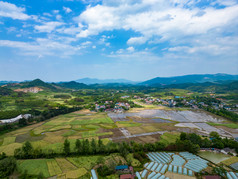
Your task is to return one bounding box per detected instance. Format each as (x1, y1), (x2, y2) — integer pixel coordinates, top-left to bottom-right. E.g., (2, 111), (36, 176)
(0, 0), (238, 81)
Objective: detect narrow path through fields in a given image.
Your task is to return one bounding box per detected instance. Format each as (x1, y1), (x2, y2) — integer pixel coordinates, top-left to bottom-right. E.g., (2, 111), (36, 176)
(110, 130), (167, 140)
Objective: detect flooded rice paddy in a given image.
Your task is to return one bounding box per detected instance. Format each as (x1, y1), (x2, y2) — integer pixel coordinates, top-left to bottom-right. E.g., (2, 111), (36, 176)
(198, 151), (231, 164)
(108, 109), (234, 137)
(108, 109), (221, 123)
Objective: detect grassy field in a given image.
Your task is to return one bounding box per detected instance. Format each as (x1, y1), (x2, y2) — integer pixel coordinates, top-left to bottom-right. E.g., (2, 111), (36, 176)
(222, 156), (238, 165)
(16, 154), (125, 178)
(159, 132), (180, 146)
(2, 136), (16, 145)
(207, 122), (238, 129)
(17, 159), (51, 177)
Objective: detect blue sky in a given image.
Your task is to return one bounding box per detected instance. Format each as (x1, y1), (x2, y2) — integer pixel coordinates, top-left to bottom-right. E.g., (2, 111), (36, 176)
(0, 0), (238, 81)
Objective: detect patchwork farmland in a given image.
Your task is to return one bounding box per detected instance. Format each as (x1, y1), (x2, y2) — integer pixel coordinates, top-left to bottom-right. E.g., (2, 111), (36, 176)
(0, 106), (237, 178)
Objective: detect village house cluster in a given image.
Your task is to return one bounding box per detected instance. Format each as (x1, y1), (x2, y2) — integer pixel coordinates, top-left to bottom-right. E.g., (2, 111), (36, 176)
(95, 101), (130, 113)
(134, 94), (238, 112)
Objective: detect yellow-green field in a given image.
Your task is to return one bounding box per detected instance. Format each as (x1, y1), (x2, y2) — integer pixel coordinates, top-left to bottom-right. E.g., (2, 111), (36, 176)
(222, 156), (238, 165)
(207, 122), (238, 129)
(0, 110), (118, 155)
(159, 132), (180, 146)
(0, 108), (182, 156)
(16, 154), (131, 178)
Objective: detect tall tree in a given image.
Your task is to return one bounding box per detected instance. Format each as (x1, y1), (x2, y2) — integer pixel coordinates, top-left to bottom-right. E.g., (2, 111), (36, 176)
(63, 139), (70, 156)
(91, 138), (97, 154)
(22, 141), (33, 157)
(75, 139), (81, 154)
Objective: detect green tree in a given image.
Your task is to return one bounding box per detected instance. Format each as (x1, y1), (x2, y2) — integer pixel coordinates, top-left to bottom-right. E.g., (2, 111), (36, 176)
(82, 139), (90, 154)
(22, 141), (33, 157)
(19, 118), (27, 126)
(63, 139), (70, 156)
(210, 131), (220, 139)
(119, 143), (129, 158)
(91, 138), (97, 154)
(75, 139), (81, 154)
(0, 157), (16, 178)
(180, 132), (187, 140)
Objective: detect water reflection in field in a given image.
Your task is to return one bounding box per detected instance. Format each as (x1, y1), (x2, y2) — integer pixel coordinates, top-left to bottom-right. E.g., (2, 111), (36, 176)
(198, 151), (231, 164)
(108, 109), (221, 123)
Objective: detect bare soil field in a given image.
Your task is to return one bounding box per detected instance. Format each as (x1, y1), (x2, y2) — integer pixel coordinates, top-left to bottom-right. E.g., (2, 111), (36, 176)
(165, 172), (196, 179)
(112, 133), (162, 144)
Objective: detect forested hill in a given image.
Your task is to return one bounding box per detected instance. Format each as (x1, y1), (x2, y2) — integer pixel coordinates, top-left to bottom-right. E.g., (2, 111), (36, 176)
(56, 81), (89, 89)
(140, 73), (238, 86)
(1, 77), (238, 93)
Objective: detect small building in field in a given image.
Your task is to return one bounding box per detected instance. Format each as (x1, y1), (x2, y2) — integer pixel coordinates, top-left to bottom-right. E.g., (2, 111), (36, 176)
(116, 165), (129, 171)
(120, 174), (134, 179)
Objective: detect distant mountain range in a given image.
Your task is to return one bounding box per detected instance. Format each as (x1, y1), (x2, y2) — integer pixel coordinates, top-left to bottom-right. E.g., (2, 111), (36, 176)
(1, 74), (238, 87)
(0, 81), (18, 86)
(1, 74), (238, 94)
(140, 73), (238, 86)
(75, 78), (137, 85)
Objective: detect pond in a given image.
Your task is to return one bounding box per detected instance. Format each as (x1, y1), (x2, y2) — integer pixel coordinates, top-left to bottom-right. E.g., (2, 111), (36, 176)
(198, 151), (231, 164)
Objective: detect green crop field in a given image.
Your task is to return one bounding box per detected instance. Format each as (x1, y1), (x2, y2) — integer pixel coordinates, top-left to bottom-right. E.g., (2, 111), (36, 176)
(207, 122), (238, 129)
(67, 156), (102, 170)
(0, 142), (22, 155)
(0, 110), (120, 155)
(2, 136), (16, 145)
(47, 160), (62, 176)
(66, 168), (87, 178)
(159, 132), (180, 146)
(55, 158), (77, 173)
(222, 156), (238, 165)
(17, 159), (51, 177)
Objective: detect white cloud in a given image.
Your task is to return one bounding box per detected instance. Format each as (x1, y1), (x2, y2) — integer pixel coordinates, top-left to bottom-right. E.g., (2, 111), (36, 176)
(81, 41), (92, 47)
(127, 36), (147, 45)
(168, 35), (238, 57)
(52, 10), (59, 14)
(74, 0), (238, 45)
(35, 21), (64, 33)
(0, 1), (30, 20)
(76, 5), (120, 37)
(212, 0), (237, 6)
(127, 46), (134, 52)
(63, 7), (72, 13)
(57, 25), (83, 35)
(0, 38), (81, 58)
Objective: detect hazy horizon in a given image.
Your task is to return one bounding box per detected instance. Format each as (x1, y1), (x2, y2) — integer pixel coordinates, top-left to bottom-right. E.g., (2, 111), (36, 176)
(1, 73), (238, 83)
(0, 0), (238, 81)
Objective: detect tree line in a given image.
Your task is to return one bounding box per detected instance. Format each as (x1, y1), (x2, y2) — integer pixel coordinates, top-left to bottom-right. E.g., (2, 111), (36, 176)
(13, 131), (238, 160)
